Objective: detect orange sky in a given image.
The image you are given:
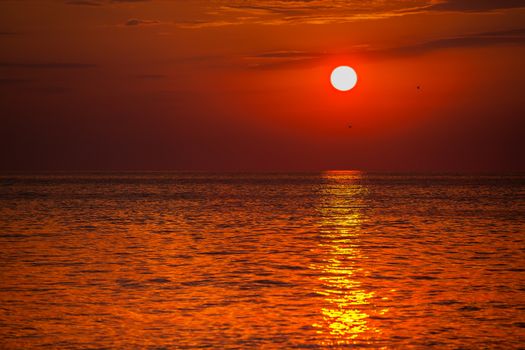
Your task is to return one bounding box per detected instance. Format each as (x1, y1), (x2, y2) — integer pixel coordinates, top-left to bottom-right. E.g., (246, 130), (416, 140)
(1, 0), (524, 171)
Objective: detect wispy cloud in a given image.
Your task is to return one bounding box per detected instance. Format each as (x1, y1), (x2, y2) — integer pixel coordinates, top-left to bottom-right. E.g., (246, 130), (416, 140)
(66, 0), (150, 6)
(428, 0), (525, 12)
(175, 0), (525, 28)
(66, 0), (103, 6)
(239, 28), (525, 69)
(62, 0), (525, 29)
(178, 1), (427, 27)
(133, 74), (168, 79)
(0, 62), (97, 69)
(242, 50), (326, 69)
(373, 27), (525, 58)
(125, 18), (160, 26)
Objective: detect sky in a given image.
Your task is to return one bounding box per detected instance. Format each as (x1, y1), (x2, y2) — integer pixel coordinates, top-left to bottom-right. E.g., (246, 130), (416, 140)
(0, 0), (524, 172)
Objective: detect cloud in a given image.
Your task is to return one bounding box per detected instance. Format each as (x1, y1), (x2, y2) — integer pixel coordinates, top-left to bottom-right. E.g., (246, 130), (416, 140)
(179, 1), (428, 27)
(477, 28), (525, 37)
(373, 27), (525, 58)
(241, 50), (326, 69)
(63, 0), (524, 29)
(134, 74), (168, 79)
(125, 18), (160, 26)
(175, 0), (525, 29)
(66, 0), (104, 5)
(240, 28), (525, 69)
(0, 62), (97, 69)
(428, 0), (525, 12)
(176, 20), (246, 29)
(66, 0), (150, 5)
(252, 51), (324, 58)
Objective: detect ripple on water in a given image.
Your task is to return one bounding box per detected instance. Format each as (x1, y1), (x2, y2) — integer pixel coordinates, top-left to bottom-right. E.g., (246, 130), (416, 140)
(0, 173), (524, 348)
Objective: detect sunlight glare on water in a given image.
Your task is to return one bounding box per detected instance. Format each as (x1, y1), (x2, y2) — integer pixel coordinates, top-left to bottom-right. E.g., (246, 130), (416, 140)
(312, 171), (376, 346)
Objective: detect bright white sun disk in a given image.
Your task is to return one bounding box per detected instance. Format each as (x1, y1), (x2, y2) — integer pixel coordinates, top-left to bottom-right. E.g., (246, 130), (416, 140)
(330, 66), (357, 91)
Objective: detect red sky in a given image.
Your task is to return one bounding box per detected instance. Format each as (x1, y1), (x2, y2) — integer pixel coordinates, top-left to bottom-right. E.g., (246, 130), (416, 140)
(1, 0), (524, 172)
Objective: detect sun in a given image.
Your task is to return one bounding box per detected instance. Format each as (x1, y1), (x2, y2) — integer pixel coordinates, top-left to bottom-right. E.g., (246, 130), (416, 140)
(330, 66), (358, 91)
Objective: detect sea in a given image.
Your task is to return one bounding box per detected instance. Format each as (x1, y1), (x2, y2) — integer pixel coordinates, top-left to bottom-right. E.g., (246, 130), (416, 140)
(0, 172), (524, 349)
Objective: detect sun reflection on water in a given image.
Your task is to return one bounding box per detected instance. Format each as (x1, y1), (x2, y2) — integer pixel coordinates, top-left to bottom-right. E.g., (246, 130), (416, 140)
(311, 171), (381, 346)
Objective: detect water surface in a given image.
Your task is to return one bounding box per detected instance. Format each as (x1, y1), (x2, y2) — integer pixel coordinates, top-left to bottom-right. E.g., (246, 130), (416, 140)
(1, 172), (524, 348)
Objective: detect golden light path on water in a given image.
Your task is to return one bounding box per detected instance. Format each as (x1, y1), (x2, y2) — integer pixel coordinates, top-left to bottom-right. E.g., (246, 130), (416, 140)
(312, 171), (386, 346)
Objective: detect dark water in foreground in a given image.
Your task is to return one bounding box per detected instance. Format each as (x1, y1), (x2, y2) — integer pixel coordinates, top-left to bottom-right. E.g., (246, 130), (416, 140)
(0, 172), (524, 349)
